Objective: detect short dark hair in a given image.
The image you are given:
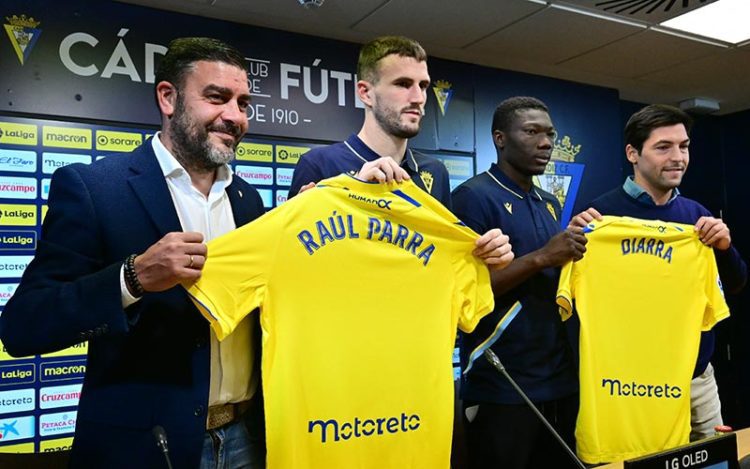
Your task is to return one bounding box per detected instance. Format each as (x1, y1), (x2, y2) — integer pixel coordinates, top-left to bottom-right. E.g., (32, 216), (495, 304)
(492, 96), (550, 133)
(155, 37), (247, 90)
(624, 104), (693, 153)
(357, 36), (427, 83)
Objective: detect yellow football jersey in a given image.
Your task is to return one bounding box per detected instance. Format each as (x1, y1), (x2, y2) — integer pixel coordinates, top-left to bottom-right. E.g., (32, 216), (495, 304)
(187, 174), (494, 469)
(557, 216), (729, 464)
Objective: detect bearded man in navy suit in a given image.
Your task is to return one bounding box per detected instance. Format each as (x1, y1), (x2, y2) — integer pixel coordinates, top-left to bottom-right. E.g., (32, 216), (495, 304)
(0, 37), (266, 468)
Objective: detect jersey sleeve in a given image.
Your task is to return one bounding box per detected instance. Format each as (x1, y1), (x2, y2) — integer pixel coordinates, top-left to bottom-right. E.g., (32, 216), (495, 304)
(701, 249), (731, 331)
(556, 260), (574, 321)
(184, 209), (281, 340)
(453, 255), (494, 333)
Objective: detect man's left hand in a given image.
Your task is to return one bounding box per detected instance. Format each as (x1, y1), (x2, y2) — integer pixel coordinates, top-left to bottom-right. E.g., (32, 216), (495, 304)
(695, 216), (731, 250)
(474, 228), (514, 270)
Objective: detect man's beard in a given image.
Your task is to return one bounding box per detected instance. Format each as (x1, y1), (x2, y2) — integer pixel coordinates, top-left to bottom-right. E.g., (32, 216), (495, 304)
(372, 101), (422, 139)
(169, 96), (241, 172)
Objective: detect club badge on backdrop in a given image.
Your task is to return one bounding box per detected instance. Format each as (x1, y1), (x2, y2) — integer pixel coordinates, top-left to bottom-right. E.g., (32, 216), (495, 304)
(4, 15), (41, 65)
(533, 135), (585, 225)
(432, 80), (454, 117)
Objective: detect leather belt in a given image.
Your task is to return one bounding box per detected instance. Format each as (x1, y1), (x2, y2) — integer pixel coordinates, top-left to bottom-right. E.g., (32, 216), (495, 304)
(206, 400), (251, 431)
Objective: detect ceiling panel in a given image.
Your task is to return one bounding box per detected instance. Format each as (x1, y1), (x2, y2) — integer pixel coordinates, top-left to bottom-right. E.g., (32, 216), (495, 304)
(116, 0), (750, 114)
(466, 7), (642, 65)
(638, 49), (750, 114)
(560, 29), (723, 78)
(350, 0), (543, 48)
(122, 0), (386, 30)
(212, 0), (386, 26)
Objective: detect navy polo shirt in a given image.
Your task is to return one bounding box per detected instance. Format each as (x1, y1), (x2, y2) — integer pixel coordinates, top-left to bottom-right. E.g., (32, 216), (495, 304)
(452, 163), (578, 404)
(289, 134), (452, 208)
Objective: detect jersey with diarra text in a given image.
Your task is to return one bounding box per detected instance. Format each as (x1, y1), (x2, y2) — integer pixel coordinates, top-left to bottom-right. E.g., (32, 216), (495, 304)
(186, 174), (494, 469)
(556, 216), (729, 464)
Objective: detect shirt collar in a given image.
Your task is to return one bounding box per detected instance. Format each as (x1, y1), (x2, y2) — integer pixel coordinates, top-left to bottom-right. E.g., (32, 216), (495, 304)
(487, 163), (543, 200)
(151, 132), (233, 189)
(345, 134), (418, 172)
(622, 176), (679, 206)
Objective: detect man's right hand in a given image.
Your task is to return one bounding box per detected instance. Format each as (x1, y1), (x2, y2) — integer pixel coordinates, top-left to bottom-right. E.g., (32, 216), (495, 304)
(356, 157), (411, 183)
(567, 207), (602, 230)
(536, 228), (588, 267)
(134, 232), (207, 292)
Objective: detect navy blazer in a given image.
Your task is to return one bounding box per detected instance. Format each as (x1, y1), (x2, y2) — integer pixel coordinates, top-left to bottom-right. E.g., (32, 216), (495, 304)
(0, 141), (265, 468)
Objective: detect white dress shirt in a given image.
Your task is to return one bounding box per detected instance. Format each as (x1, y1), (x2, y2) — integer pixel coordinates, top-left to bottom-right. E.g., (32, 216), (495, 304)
(120, 133), (256, 407)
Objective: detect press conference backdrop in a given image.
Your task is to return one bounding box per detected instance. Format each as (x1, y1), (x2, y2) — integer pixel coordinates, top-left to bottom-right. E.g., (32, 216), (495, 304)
(0, 0), (627, 453)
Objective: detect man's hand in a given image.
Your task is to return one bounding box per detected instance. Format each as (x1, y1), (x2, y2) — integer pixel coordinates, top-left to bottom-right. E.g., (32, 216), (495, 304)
(474, 228), (514, 270)
(356, 157), (411, 183)
(297, 182), (316, 194)
(695, 216), (731, 250)
(567, 207), (602, 230)
(537, 228), (587, 267)
(134, 232), (207, 292)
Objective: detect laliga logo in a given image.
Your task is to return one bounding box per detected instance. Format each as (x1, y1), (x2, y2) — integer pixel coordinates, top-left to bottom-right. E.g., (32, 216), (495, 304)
(97, 135), (109, 145)
(278, 149), (289, 161)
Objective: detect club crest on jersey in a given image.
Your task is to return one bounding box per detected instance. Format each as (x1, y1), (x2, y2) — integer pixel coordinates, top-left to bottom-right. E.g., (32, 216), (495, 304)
(4, 14), (41, 65)
(546, 202), (557, 221)
(420, 171), (433, 193)
(503, 202), (512, 215)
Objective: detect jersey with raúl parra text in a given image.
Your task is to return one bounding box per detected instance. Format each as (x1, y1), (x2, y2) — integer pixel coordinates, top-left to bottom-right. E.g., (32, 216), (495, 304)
(186, 174), (494, 469)
(557, 216), (729, 464)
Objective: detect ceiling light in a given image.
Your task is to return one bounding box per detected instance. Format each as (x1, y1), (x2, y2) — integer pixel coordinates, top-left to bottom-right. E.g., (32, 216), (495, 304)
(660, 0), (750, 45)
(650, 26), (730, 48)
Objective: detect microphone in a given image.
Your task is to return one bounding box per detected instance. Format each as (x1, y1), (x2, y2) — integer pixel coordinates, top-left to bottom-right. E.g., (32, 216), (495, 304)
(152, 425), (174, 469)
(484, 349), (586, 469)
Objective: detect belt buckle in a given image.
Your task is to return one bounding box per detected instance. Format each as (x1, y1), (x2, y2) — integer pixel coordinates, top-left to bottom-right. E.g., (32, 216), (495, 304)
(207, 404), (236, 431)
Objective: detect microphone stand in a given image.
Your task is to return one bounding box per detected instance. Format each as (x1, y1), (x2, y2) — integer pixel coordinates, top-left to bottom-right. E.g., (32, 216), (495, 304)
(152, 425), (175, 469)
(484, 349), (586, 469)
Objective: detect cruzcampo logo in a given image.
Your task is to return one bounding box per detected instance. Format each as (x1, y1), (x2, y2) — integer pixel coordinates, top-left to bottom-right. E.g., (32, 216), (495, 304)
(432, 80), (453, 116)
(4, 15), (42, 65)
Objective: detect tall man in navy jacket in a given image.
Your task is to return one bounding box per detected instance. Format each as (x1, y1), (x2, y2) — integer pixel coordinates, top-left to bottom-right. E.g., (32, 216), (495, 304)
(0, 38), (266, 468)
